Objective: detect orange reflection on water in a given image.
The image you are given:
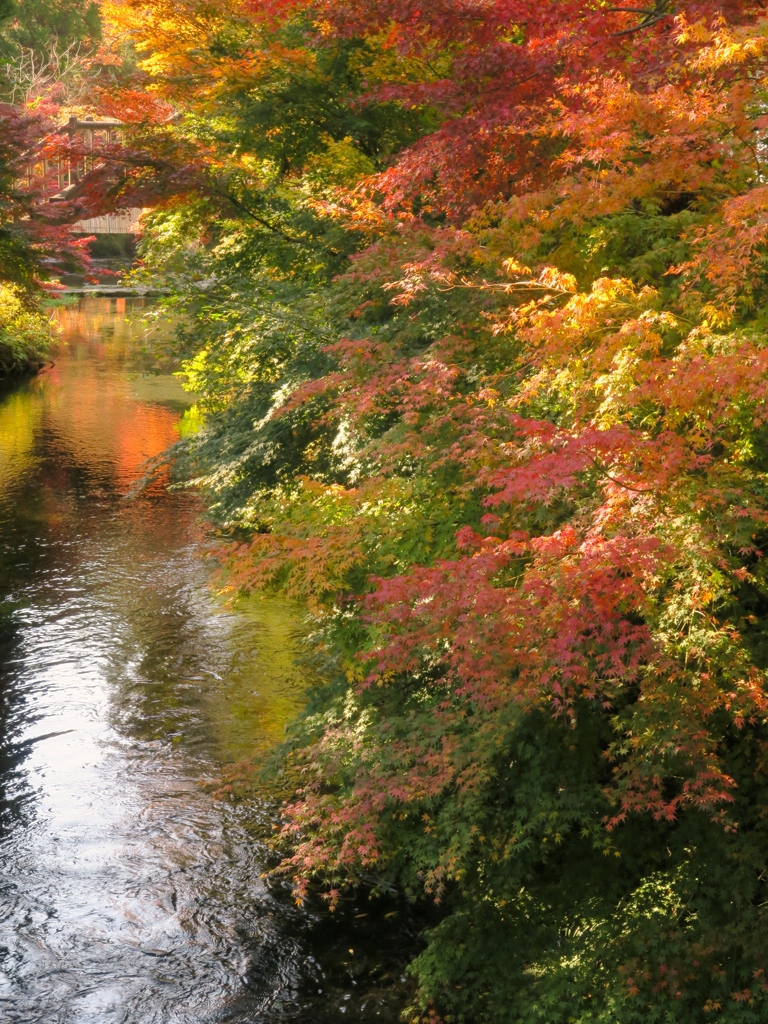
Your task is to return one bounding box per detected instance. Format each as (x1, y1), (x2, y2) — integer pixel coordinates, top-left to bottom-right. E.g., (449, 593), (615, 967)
(42, 356), (181, 491)
(39, 297), (189, 492)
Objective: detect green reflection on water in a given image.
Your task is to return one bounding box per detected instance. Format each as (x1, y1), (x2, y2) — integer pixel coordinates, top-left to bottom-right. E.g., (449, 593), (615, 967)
(0, 388), (44, 492)
(203, 593), (308, 765)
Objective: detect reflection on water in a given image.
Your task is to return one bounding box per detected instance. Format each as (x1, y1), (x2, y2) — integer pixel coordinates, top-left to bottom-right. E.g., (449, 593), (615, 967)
(0, 299), (416, 1023)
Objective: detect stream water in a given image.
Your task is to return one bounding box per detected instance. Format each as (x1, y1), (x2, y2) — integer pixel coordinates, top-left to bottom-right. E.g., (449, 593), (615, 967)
(0, 298), (416, 1024)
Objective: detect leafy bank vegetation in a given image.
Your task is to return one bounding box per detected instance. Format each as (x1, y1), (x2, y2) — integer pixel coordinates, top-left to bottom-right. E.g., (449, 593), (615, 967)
(0, 284), (50, 376)
(15, 0), (768, 1019)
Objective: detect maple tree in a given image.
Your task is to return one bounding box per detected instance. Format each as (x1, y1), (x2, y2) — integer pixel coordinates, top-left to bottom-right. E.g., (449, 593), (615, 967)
(94, 0), (768, 1019)
(0, 104), (98, 284)
(0, 102), (95, 374)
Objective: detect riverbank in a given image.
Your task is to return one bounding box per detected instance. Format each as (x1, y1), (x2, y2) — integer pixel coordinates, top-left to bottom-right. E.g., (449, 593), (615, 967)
(0, 284), (51, 382)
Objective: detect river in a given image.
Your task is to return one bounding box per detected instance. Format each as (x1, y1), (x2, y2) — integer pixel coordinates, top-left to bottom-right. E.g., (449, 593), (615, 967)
(0, 298), (416, 1024)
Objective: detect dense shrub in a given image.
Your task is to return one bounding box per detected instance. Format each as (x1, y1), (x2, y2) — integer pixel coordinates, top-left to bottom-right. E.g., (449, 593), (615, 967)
(0, 284), (51, 377)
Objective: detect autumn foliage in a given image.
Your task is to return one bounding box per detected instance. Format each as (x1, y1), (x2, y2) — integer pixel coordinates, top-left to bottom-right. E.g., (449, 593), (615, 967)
(94, 0), (768, 1018)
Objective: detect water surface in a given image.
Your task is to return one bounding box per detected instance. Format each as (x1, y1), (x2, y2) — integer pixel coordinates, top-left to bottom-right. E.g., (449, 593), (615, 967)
(0, 299), (415, 1023)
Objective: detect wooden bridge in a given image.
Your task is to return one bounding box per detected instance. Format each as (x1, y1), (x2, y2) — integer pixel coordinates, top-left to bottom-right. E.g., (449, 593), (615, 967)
(39, 115), (145, 235)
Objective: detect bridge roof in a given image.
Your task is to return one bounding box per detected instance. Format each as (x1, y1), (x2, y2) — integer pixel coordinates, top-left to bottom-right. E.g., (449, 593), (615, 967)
(59, 116), (124, 132)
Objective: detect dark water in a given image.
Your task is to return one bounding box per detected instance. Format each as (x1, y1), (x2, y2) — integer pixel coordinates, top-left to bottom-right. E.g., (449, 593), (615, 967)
(0, 299), (416, 1023)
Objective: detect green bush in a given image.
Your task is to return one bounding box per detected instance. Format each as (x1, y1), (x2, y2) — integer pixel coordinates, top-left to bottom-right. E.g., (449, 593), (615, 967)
(0, 284), (52, 377)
